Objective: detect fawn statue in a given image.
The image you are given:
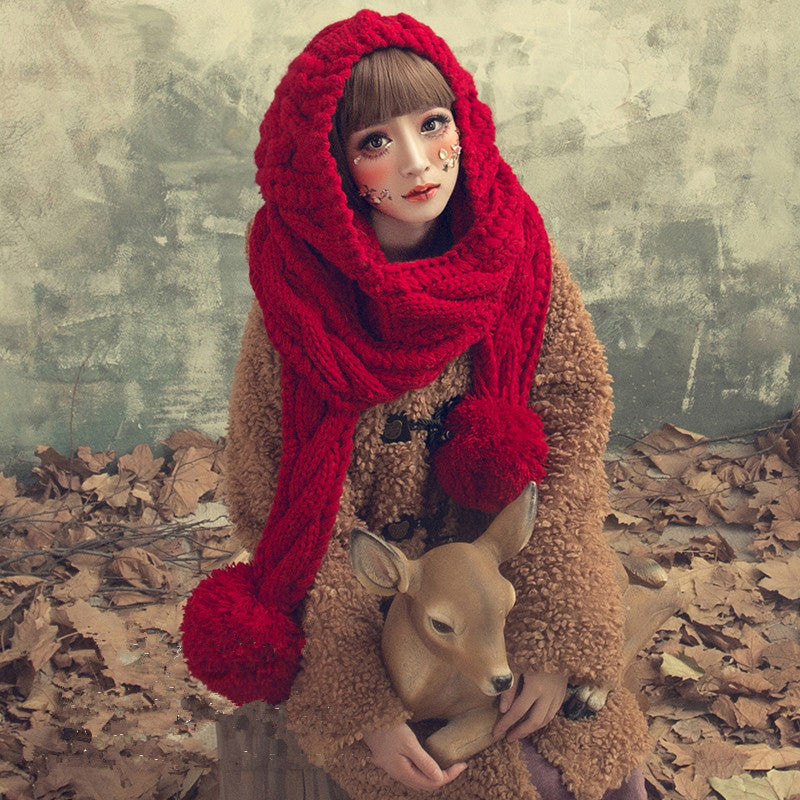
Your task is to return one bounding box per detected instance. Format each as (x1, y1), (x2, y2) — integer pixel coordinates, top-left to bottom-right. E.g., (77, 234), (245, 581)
(350, 482), (540, 767)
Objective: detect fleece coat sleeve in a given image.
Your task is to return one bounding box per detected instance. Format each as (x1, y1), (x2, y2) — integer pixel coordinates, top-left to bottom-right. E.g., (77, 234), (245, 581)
(285, 517), (411, 763)
(502, 245), (624, 687)
(224, 299), (283, 554)
(225, 300), (409, 761)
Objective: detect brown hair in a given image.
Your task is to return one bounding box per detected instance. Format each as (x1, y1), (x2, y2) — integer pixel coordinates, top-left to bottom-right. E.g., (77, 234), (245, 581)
(331, 48), (456, 206)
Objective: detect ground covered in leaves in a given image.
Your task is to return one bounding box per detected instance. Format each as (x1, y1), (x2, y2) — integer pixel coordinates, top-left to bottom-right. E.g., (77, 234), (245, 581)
(1, 414), (799, 800)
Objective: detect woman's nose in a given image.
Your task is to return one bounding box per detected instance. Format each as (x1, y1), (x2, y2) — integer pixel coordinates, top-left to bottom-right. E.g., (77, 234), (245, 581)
(397, 135), (430, 178)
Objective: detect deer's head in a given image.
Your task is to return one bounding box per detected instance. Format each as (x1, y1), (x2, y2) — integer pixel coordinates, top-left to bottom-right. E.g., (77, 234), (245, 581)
(350, 483), (538, 697)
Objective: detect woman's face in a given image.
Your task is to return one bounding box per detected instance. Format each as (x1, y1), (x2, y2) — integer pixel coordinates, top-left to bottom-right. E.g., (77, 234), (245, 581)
(345, 107), (461, 227)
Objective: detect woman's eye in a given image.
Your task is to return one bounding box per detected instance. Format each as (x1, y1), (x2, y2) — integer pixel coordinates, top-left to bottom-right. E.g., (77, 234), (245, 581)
(360, 133), (389, 151)
(430, 618), (454, 634)
(421, 114), (450, 134)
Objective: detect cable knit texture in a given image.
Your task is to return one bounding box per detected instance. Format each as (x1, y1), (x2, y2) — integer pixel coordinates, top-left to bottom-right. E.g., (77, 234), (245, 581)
(181, 10), (552, 705)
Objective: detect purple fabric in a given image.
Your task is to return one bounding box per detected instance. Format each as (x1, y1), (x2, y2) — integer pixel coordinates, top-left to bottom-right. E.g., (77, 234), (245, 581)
(519, 739), (646, 800)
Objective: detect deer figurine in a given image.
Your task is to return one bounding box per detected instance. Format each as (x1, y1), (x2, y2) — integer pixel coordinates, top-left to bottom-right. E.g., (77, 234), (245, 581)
(350, 482), (539, 768)
(351, 482), (683, 768)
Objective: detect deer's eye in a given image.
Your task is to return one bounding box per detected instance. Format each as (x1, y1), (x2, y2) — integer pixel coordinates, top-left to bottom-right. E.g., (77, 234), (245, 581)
(430, 618), (454, 635)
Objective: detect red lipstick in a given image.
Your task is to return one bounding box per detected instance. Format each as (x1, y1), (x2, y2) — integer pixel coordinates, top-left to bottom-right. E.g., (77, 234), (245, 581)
(402, 183), (440, 202)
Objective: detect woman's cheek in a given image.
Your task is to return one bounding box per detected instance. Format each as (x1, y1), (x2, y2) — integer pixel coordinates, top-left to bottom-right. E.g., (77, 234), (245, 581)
(352, 161), (390, 189)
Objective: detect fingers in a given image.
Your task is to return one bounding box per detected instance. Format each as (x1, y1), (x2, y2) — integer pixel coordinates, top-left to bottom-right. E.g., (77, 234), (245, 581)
(391, 758), (442, 791)
(494, 671), (569, 741)
(506, 694), (561, 741)
(367, 723), (467, 791)
(400, 735), (467, 790)
(441, 762), (468, 786)
(383, 754), (467, 791)
(499, 681), (517, 714)
(405, 736), (445, 782)
(493, 696), (527, 738)
(493, 676), (530, 738)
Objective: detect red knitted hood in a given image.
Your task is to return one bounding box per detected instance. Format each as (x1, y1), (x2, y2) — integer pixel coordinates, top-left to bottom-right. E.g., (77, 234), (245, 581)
(254, 9), (497, 282)
(181, 10), (552, 706)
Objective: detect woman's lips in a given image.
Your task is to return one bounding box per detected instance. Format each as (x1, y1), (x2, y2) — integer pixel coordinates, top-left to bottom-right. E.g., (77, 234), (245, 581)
(402, 183), (440, 202)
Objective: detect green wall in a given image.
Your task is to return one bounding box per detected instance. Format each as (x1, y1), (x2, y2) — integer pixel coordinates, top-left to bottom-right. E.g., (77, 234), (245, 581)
(1, 0), (798, 474)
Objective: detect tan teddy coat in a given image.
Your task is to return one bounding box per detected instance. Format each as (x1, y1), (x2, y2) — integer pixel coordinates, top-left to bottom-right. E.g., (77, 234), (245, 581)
(224, 246), (651, 800)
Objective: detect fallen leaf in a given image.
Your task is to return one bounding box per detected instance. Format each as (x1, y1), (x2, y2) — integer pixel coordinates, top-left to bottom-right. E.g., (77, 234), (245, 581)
(731, 696), (772, 729)
(19, 710), (67, 760)
(697, 665), (774, 697)
(711, 695), (738, 727)
(108, 547), (170, 590)
(159, 447), (219, 518)
(672, 716), (720, 743)
(728, 589), (774, 623)
(117, 444), (164, 483)
(107, 590), (159, 607)
(34, 762), (128, 800)
(751, 477), (798, 506)
(776, 717), (800, 747)
(709, 492), (761, 525)
(730, 627), (769, 670)
(738, 744), (800, 770)
(0, 595), (59, 672)
(607, 509), (648, 528)
(51, 600), (135, 680)
(714, 462), (754, 489)
(50, 568), (102, 603)
(673, 768), (711, 800)
(769, 519), (800, 546)
(663, 497), (718, 527)
(661, 653), (704, 681)
(81, 473), (132, 509)
(633, 429), (706, 481)
(758, 557), (800, 600)
(710, 768), (800, 800)
(34, 445), (90, 487)
(18, 674), (60, 712)
(75, 446), (115, 474)
(683, 466), (729, 497)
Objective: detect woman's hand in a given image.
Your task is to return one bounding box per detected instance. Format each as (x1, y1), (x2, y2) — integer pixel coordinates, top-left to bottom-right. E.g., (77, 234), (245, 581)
(362, 722), (467, 791)
(493, 670), (568, 742)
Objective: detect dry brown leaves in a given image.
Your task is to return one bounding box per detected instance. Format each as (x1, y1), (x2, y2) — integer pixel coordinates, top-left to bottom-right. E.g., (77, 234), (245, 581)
(608, 410), (800, 799)
(1, 412), (799, 799)
(0, 431), (235, 800)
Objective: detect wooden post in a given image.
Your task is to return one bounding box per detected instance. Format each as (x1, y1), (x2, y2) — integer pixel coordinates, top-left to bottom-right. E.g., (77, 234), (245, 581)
(216, 703), (351, 800)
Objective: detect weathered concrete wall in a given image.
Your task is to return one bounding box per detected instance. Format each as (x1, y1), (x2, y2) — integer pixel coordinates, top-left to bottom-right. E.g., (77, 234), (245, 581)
(1, 0), (798, 473)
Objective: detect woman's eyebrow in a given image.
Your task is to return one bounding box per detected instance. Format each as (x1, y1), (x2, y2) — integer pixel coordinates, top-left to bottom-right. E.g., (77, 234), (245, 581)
(353, 107), (450, 134)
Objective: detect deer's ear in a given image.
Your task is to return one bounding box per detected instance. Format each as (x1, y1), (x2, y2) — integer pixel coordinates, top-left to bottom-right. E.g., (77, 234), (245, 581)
(349, 529), (411, 596)
(474, 482), (538, 565)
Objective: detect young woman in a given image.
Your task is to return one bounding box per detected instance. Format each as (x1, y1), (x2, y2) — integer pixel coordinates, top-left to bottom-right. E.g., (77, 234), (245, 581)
(182, 11), (650, 800)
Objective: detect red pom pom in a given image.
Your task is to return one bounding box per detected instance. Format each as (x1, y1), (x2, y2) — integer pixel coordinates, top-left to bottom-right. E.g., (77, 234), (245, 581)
(181, 563), (305, 706)
(433, 396), (547, 513)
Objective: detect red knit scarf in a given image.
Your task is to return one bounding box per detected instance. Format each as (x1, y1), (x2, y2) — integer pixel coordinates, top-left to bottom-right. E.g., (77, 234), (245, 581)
(181, 10), (551, 706)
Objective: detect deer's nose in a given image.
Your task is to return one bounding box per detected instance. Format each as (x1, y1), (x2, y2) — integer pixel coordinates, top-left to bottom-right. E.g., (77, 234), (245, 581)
(491, 674), (513, 694)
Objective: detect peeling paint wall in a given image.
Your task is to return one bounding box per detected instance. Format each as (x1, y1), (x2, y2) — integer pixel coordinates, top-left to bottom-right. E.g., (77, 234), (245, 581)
(1, 0), (798, 472)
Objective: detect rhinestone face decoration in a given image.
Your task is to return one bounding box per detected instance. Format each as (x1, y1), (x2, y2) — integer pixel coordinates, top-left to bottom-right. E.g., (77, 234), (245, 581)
(358, 185), (393, 205)
(442, 142), (461, 172)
